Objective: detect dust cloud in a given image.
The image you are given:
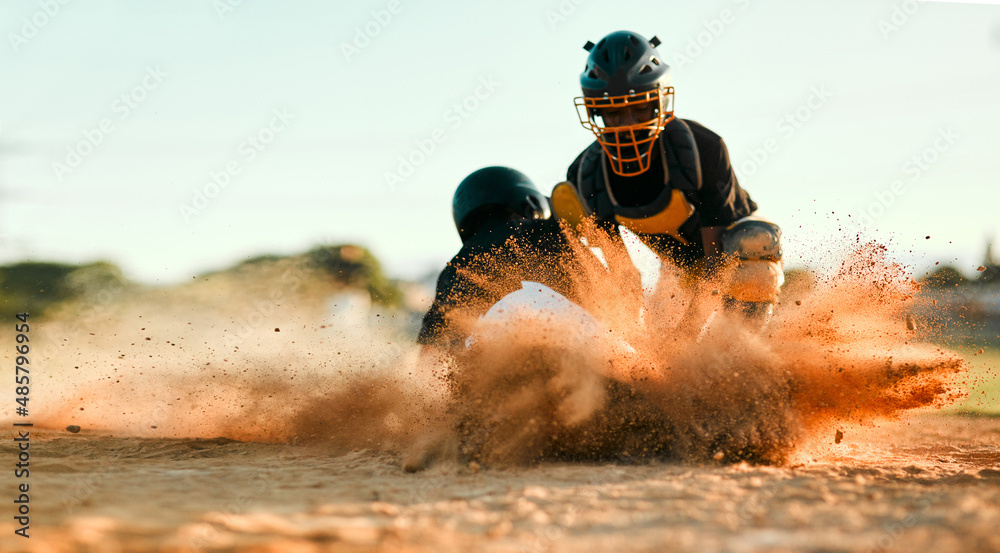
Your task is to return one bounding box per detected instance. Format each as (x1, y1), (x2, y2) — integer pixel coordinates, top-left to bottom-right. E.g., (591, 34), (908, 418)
(18, 230), (966, 469)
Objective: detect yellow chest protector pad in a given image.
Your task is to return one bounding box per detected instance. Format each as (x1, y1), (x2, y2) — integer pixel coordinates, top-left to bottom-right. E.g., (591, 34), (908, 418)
(552, 183), (695, 245)
(555, 120), (702, 245)
(611, 189), (695, 245)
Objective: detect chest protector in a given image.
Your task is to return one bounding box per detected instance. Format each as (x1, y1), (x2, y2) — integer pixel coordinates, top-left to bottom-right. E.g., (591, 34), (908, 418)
(572, 118), (702, 244)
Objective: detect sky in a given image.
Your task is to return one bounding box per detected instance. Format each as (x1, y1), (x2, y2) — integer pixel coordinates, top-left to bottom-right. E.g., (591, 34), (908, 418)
(1, 0), (998, 284)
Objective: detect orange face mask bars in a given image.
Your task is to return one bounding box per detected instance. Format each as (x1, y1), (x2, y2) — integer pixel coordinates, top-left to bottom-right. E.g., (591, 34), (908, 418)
(574, 87), (675, 176)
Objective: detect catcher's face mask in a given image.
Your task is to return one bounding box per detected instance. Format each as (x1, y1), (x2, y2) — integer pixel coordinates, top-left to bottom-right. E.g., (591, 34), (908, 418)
(575, 87), (675, 177)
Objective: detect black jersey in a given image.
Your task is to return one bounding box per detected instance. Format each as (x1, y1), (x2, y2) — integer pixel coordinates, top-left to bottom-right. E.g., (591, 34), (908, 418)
(567, 118), (756, 266)
(417, 218), (577, 348)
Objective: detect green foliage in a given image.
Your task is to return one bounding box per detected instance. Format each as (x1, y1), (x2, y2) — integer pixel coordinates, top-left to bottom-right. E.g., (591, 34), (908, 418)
(306, 244), (403, 307)
(62, 261), (129, 299)
(237, 254), (285, 267)
(920, 265), (966, 289)
(944, 347), (1000, 416)
(0, 261), (129, 319)
(0, 245), (406, 319)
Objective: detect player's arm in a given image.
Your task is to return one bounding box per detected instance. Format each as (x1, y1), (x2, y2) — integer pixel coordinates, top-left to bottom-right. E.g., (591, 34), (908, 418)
(416, 260), (468, 350)
(416, 250), (492, 354)
(679, 122), (755, 334)
(416, 272), (450, 347)
(676, 226), (726, 336)
(701, 225), (725, 276)
(687, 120), (757, 228)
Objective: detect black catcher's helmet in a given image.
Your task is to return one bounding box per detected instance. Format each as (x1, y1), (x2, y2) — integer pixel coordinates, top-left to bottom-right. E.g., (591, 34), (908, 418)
(575, 31), (675, 176)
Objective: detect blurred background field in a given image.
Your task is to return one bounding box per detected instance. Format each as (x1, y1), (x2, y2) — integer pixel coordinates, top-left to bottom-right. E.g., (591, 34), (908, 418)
(918, 256), (1000, 415)
(943, 346), (1000, 416)
(0, 244), (419, 325)
(2, 245), (999, 416)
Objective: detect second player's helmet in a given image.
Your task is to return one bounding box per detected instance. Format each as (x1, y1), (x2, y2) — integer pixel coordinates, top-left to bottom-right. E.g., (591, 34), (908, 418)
(575, 30), (675, 177)
(452, 166), (551, 243)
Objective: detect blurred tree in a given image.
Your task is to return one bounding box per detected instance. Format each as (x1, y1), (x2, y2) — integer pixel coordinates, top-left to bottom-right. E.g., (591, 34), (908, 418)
(0, 261), (130, 319)
(307, 244), (403, 307)
(979, 240), (999, 285)
(920, 265), (966, 289)
(62, 261), (130, 299)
